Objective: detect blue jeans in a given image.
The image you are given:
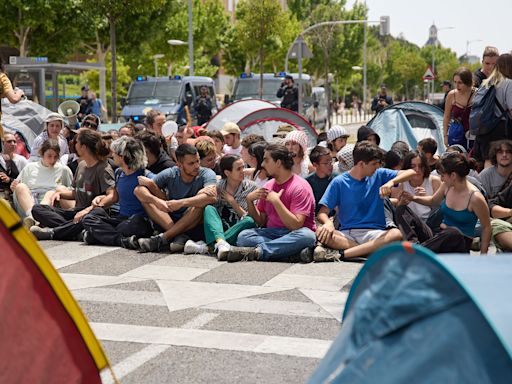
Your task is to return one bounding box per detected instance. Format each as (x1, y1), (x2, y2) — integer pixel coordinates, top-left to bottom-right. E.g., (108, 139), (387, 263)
(237, 227), (316, 261)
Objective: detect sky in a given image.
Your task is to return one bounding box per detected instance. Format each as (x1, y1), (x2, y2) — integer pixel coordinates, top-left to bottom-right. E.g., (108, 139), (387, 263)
(346, 0), (510, 58)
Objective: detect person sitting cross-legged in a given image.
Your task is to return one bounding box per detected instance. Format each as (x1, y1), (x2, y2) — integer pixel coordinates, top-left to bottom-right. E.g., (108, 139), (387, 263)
(80, 136), (154, 248)
(183, 155), (257, 259)
(226, 144), (317, 263)
(314, 141), (416, 261)
(134, 144), (217, 252)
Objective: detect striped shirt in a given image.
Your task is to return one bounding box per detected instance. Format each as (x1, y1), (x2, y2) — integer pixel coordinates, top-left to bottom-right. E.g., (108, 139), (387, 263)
(215, 178), (257, 226)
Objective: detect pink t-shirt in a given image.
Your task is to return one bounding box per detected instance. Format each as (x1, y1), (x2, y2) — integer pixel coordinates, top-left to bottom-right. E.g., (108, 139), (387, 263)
(257, 174), (316, 231)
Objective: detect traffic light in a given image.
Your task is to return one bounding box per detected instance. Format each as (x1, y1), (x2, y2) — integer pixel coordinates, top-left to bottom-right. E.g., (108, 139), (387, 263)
(380, 16), (390, 36)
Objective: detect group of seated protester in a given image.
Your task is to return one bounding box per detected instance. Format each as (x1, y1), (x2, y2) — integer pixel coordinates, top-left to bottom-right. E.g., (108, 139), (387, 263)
(5, 109), (512, 262)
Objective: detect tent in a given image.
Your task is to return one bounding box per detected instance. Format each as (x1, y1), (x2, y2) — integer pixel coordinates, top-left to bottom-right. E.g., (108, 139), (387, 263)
(366, 102), (446, 154)
(1, 98), (50, 147)
(0, 199), (112, 383)
(206, 99), (318, 148)
(309, 242), (512, 384)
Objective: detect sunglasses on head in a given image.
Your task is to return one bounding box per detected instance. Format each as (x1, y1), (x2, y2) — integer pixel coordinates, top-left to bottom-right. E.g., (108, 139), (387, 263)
(82, 121), (98, 129)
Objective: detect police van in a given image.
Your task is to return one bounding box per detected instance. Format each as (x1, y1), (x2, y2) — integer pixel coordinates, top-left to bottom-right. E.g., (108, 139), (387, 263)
(120, 75), (216, 124)
(230, 72), (313, 112)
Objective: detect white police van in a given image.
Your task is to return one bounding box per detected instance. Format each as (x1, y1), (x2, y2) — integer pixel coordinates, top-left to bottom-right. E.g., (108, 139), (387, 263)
(120, 75), (216, 124)
(230, 72), (313, 111)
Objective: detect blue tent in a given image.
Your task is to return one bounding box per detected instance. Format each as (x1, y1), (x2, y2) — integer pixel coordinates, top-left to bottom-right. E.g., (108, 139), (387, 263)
(309, 243), (512, 384)
(367, 102), (446, 155)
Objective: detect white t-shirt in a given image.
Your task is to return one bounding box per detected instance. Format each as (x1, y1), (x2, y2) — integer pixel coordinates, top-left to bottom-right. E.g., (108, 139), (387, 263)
(0, 153), (28, 173)
(16, 160), (73, 194)
(223, 144), (242, 156)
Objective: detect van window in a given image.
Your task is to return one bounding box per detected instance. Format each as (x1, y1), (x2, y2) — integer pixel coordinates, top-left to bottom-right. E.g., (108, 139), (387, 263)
(127, 81), (181, 104)
(234, 79), (282, 101)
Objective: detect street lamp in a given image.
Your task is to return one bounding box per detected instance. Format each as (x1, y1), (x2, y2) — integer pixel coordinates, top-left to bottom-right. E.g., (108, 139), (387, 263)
(168, 39), (193, 75)
(466, 39), (483, 57)
(432, 26), (455, 94)
(153, 54), (164, 77)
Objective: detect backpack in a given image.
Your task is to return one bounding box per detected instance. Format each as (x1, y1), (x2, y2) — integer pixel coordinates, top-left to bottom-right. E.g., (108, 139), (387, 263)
(469, 85), (508, 136)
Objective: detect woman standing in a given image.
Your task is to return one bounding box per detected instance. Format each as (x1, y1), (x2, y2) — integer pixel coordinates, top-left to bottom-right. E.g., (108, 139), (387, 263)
(443, 67), (475, 148)
(474, 53), (512, 166)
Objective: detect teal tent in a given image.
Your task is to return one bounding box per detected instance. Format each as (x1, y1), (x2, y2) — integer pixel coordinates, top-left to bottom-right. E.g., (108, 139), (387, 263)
(367, 102), (446, 155)
(309, 243), (512, 383)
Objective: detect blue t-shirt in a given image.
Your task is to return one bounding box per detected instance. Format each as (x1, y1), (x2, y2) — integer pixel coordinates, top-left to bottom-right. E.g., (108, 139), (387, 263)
(152, 166), (217, 216)
(319, 168), (398, 230)
(117, 169), (146, 217)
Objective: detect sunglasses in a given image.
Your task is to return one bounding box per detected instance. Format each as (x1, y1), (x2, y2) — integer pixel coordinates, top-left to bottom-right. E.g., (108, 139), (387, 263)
(82, 121), (98, 129)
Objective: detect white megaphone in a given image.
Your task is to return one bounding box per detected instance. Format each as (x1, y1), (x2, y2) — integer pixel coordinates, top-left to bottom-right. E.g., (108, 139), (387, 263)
(58, 100), (80, 127)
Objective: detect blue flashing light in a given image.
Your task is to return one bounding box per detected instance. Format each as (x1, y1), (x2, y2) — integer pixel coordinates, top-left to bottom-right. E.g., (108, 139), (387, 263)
(136, 75), (147, 81)
(133, 116), (140, 121)
(240, 72), (253, 79)
(275, 71), (286, 77)
(172, 75), (182, 80)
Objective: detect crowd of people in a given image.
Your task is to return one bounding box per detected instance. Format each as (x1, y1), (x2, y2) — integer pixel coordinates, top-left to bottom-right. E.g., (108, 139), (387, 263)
(0, 49), (511, 263)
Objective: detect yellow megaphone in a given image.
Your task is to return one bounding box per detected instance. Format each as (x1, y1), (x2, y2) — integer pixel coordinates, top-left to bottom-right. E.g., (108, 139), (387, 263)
(58, 100), (80, 127)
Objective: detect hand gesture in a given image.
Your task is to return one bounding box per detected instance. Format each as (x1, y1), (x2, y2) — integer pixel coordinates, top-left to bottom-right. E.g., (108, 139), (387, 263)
(198, 185), (217, 197)
(266, 189), (283, 205)
(138, 176), (153, 187)
(247, 188), (268, 202)
(166, 199), (183, 212)
(398, 190), (414, 205)
(221, 190), (235, 205)
(10, 179), (19, 192)
(0, 172), (10, 183)
(92, 195), (105, 207)
(73, 209), (89, 224)
(379, 181), (393, 198)
(50, 191), (61, 206)
(414, 186), (426, 196)
(317, 221), (335, 244)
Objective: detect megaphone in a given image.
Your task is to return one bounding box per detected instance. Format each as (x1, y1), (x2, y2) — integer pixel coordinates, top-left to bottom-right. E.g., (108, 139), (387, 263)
(58, 100), (80, 127)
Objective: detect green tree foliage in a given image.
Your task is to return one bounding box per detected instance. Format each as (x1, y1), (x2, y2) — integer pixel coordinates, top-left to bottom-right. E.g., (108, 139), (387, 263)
(0, 0), (86, 60)
(234, 0), (287, 97)
(80, 52), (131, 98)
(287, 0), (334, 22)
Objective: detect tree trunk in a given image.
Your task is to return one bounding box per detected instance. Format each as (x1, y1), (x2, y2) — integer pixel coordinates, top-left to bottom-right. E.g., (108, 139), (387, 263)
(324, 49), (331, 129)
(259, 47), (264, 99)
(96, 31), (108, 119)
(109, 17), (117, 123)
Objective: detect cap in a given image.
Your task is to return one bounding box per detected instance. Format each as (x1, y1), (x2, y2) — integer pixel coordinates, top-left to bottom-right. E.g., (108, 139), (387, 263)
(44, 112), (64, 125)
(327, 125), (349, 142)
(273, 124), (294, 138)
(220, 122), (241, 136)
(337, 143), (355, 171)
(284, 130), (309, 155)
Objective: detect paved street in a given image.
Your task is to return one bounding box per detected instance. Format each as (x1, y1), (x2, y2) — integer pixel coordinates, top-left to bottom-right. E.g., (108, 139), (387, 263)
(39, 240), (362, 383)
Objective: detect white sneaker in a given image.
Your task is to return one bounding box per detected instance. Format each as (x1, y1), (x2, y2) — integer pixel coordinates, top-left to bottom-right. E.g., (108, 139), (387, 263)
(184, 240), (209, 255)
(215, 240), (231, 261)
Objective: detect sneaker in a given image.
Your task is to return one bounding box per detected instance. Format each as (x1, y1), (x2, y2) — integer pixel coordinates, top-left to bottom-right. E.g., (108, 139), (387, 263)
(120, 235), (140, 250)
(298, 247), (314, 263)
(82, 230), (95, 245)
(215, 240), (231, 261)
(169, 234), (190, 253)
(23, 216), (37, 230)
(138, 235), (164, 253)
(30, 226), (54, 240)
(313, 244), (342, 262)
(184, 240), (209, 255)
(226, 246), (260, 263)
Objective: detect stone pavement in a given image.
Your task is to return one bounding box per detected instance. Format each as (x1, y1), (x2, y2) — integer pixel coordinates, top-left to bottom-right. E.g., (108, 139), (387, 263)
(39, 240), (363, 384)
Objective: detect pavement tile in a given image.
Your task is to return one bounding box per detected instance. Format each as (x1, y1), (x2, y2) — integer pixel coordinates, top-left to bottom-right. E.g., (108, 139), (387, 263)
(249, 288), (313, 302)
(192, 261), (292, 285)
(103, 280), (162, 292)
(99, 340), (149, 366)
(202, 311), (340, 340)
(78, 301), (204, 328)
(119, 346), (320, 384)
(58, 248), (168, 275)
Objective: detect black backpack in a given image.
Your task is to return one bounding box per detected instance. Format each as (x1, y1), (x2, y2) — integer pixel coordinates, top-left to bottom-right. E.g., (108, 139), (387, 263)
(469, 85), (508, 136)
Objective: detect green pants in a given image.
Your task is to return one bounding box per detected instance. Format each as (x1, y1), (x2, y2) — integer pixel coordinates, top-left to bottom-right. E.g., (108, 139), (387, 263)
(203, 205), (256, 246)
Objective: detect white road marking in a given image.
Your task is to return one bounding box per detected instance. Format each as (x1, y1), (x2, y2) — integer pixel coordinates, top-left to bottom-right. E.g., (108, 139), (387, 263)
(72, 287), (166, 306)
(91, 322), (332, 359)
(100, 344), (171, 384)
(299, 289), (349, 322)
(263, 273), (344, 292)
(157, 280), (284, 312)
(121, 265), (209, 281)
(202, 298), (333, 318)
(61, 273), (145, 290)
(181, 313), (220, 329)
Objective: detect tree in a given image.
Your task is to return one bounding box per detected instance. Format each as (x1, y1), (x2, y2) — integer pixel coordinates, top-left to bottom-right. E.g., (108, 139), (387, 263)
(0, 0), (86, 60)
(235, 0), (286, 97)
(83, 0), (166, 122)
